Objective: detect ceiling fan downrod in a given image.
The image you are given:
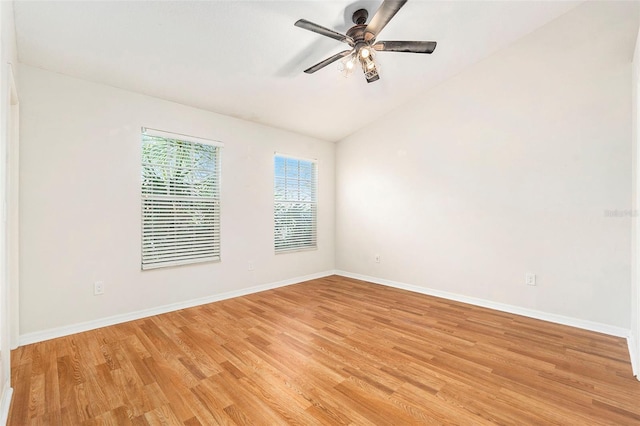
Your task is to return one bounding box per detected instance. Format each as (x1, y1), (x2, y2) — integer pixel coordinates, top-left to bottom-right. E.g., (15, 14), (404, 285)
(352, 9), (369, 25)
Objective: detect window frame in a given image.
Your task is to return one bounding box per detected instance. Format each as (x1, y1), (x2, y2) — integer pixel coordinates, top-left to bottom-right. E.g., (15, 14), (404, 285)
(274, 153), (318, 253)
(141, 127), (223, 270)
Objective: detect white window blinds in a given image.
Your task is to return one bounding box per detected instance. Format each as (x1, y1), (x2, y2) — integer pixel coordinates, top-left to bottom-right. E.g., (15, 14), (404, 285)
(274, 154), (317, 252)
(141, 128), (222, 269)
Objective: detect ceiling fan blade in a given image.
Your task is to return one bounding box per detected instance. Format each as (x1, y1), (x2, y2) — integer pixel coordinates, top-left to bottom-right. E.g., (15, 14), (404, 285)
(304, 49), (353, 74)
(364, 0), (408, 41)
(373, 40), (437, 54)
(295, 19), (354, 46)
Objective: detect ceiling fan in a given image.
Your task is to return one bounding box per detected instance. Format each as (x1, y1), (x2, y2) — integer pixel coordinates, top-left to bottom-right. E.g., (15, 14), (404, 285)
(295, 0), (437, 83)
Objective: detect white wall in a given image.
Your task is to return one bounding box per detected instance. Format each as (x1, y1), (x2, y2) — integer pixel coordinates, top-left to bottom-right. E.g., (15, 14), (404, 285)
(336, 1), (637, 329)
(18, 65), (335, 336)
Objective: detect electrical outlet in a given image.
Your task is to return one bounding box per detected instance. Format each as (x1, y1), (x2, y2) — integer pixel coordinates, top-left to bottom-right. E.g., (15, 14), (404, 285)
(94, 281), (105, 295)
(525, 273), (536, 286)
(374, 254), (381, 263)
(248, 261), (255, 271)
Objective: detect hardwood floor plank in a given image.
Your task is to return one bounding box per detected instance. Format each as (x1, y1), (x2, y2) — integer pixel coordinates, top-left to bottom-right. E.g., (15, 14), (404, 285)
(8, 363), (31, 422)
(140, 357), (196, 422)
(55, 355), (76, 411)
(190, 380), (236, 425)
(144, 404), (183, 426)
(9, 276), (640, 424)
(108, 362), (154, 417)
(27, 373), (45, 419)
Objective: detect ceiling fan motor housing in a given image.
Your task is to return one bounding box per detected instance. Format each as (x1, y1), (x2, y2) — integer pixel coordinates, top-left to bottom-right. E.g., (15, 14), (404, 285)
(347, 26), (368, 45)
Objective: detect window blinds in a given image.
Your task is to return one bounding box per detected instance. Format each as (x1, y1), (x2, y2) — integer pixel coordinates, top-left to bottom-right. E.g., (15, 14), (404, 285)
(141, 129), (222, 269)
(274, 155), (317, 252)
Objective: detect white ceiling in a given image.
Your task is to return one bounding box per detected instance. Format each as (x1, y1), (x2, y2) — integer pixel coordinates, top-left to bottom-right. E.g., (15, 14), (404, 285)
(13, 1), (580, 142)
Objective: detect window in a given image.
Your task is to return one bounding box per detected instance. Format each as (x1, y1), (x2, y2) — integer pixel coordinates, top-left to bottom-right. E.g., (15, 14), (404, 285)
(274, 154), (317, 252)
(141, 128), (222, 269)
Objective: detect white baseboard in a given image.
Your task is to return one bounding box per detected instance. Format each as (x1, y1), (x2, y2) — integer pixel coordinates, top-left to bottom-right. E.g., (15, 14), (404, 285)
(0, 382), (13, 426)
(19, 270), (337, 346)
(19, 269), (633, 353)
(335, 270), (631, 338)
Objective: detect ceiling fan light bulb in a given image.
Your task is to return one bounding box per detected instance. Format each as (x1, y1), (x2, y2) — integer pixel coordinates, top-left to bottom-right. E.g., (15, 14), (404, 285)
(346, 60), (355, 70)
(360, 47), (370, 59)
(367, 61), (375, 70)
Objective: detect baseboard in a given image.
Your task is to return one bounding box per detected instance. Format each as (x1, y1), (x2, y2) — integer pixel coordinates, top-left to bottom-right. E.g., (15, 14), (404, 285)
(628, 334), (639, 379)
(335, 270), (630, 338)
(0, 382), (13, 426)
(19, 270), (337, 346)
(20, 269), (631, 349)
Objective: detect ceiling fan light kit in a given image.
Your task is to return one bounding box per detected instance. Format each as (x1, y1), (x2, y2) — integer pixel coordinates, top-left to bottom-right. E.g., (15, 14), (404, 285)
(294, 0), (437, 84)
(360, 49), (380, 83)
(339, 47), (380, 82)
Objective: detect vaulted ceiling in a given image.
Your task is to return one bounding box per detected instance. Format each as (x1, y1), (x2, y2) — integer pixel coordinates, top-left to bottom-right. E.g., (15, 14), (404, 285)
(13, 1), (580, 141)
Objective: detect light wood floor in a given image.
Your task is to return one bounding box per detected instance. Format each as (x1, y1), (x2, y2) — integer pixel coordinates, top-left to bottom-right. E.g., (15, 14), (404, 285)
(8, 275), (640, 425)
